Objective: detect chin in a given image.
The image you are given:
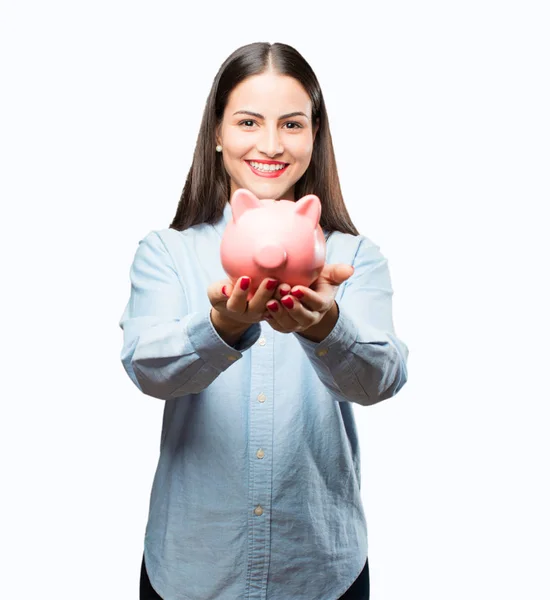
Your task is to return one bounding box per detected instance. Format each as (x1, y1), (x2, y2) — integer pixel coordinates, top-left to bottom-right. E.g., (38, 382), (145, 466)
(254, 181), (293, 196)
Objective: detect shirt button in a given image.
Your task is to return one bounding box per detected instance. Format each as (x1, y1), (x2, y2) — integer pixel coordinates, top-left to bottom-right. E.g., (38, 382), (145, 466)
(258, 337), (266, 346)
(256, 449), (265, 459)
(316, 348), (328, 357)
(254, 505), (263, 516)
(227, 355), (238, 361)
(257, 393), (266, 403)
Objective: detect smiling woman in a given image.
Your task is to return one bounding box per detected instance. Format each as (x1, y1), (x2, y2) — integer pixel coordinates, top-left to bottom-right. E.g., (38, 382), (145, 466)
(216, 72), (316, 197)
(169, 42), (360, 235)
(120, 41), (408, 600)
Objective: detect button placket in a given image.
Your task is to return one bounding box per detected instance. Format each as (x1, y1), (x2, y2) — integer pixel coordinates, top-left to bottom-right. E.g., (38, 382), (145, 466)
(256, 330), (268, 461)
(247, 324), (273, 587)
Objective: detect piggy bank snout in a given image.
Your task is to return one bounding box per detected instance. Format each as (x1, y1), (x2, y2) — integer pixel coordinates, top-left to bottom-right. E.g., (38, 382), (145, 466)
(254, 243), (287, 270)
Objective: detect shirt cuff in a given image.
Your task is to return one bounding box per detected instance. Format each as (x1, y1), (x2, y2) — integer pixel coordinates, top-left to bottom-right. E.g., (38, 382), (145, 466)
(186, 311), (261, 371)
(294, 305), (357, 359)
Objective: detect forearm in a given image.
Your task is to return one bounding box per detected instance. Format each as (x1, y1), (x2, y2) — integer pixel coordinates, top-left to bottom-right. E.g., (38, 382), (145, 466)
(119, 231), (262, 400)
(296, 235), (408, 406)
(121, 310), (260, 400)
(294, 306), (408, 406)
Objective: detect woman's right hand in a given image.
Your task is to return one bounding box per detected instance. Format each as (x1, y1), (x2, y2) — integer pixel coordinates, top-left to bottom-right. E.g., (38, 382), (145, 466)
(207, 276), (281, 327)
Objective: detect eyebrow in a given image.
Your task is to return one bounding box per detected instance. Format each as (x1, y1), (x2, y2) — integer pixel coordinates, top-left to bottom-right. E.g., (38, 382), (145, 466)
(233, 110), (309, 120)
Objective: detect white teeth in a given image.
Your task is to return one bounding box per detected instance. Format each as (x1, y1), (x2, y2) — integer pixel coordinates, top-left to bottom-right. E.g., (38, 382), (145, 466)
(250, 161), (286, 172)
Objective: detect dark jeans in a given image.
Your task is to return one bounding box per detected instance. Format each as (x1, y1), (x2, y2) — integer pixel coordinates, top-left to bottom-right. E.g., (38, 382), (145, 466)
(140, 553), (369, 600)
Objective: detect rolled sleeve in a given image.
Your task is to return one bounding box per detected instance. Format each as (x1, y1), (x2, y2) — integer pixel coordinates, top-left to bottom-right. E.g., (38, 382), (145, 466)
(119, 231), (260, 400)
(294, 237), (409, 406)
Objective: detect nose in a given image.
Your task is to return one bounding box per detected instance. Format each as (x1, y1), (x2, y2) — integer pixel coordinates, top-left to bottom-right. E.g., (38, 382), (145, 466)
(254, 243), (287, 270)
(256, 123), (284, 158)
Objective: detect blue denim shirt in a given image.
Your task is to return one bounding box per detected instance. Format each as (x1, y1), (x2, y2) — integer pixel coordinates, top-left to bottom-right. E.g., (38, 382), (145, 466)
(119, 202), (408, 600)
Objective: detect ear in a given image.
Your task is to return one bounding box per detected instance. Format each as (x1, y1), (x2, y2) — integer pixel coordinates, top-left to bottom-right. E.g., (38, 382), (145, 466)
(230, 188), (262, 223)
(294, 194), (321, 228)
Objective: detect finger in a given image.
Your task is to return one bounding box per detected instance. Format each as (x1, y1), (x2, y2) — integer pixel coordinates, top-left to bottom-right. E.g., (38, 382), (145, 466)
(226, 276), (251, 314)
(315, 264), (355, 286)
(221, 283), (232, 299)
(332, 264), (355, 283)
(208, 279), (232, 310)
(276, 283), (291, 300)
(261, 305), (275, 321)
(264, 317), (287, 332)
(289, 286), (330, 312)
(248, 277), (279, 312)
(267, 296), (314, 332)
(265, 300), (295, 331)
(279, 295), (318, 331)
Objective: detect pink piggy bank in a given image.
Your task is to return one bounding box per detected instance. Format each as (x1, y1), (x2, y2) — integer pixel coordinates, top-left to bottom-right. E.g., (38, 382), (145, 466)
(220, 188), (326, 300)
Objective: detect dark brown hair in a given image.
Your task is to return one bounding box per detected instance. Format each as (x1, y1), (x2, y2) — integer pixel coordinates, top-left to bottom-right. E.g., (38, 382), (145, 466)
(169, 42), (359, 237)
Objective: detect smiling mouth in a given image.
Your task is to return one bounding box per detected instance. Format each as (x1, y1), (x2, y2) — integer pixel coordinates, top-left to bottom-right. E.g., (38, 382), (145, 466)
(245, 160), (289, 177)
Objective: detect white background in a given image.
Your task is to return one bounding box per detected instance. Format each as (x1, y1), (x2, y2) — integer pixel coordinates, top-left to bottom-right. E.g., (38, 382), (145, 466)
(1, 1), (548, 598)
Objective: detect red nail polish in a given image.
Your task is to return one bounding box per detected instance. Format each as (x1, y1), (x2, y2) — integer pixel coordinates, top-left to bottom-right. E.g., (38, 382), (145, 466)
(281, 297), (294, 309)
(291, 289), (304, 298)
(222, 285), (228, 297)
(280, 287), (291, 297)
(267, 301), (279, 312)
(240, 277), (250, 291)
(266, 279), (278, 291)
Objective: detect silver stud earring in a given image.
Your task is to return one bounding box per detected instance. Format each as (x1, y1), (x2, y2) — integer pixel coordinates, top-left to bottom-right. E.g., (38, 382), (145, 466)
(216, 145), (222, 153)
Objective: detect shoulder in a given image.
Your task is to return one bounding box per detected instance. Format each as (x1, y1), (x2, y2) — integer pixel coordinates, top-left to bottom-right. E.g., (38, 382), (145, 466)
(127, 229), (190, 274)
(133, 225), (222, 285)
(138, 223), (211, 253)
(325, 230), (382, 265)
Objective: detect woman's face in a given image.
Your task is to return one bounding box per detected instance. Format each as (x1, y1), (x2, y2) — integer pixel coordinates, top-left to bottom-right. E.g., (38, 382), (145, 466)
(216, 71), (319, 202)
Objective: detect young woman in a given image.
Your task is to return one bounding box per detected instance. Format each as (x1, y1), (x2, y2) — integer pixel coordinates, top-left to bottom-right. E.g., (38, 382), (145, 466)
(119, 41), (409, 600)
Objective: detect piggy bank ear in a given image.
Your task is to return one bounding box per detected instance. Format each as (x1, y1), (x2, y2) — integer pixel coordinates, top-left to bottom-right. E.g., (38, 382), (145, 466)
(294, 194), (321, 228)
(230, 188), (262, 223)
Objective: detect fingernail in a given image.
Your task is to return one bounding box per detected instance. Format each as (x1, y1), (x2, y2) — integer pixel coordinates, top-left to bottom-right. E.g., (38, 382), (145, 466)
(280, 286), (291, 296)
(267, 301), (278, 312)
(266, 279), (278, 291)
(291, 289), (304, 298)
(240, 277), (250, 291)
(281, 297), (294, 309)
(222, 285), (229, 297)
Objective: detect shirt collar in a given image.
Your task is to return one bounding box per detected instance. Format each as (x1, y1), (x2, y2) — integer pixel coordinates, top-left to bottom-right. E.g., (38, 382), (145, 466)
(212, 202), (232, 239)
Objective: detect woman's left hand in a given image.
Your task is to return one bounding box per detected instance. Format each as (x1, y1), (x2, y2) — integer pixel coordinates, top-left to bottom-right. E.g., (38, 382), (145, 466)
(262, 264), (354, 334)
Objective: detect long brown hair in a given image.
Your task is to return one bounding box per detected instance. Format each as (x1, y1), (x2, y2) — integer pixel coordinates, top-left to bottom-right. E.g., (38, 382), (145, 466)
(169, 42), (359, 237)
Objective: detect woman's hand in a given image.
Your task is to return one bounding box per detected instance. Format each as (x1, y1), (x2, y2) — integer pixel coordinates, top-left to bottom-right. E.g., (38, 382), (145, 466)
(261, 264), (355, 334)
(208, 276), (279, 327)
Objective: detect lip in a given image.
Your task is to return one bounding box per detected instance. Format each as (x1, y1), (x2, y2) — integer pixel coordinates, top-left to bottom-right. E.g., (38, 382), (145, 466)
(245, 160), (289, 178)
(246, 159), (288, 165)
